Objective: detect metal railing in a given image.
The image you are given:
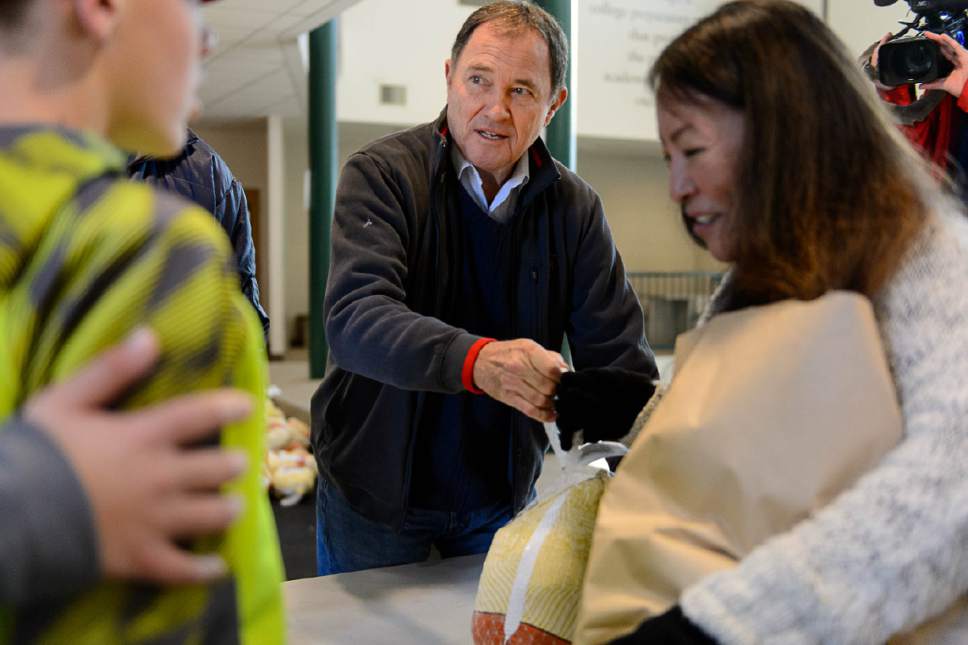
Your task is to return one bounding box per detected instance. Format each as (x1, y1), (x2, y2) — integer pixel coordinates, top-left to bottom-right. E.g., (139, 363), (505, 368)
(627, 271), (724, 351)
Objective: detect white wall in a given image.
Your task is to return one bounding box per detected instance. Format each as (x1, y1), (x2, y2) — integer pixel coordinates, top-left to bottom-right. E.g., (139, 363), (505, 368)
(828, 0), (912, 60)
(282, 118), (310, 343)
(577, 140), (723, 273)
(337, 0), (475, 124)
(267, 116), (288, 357)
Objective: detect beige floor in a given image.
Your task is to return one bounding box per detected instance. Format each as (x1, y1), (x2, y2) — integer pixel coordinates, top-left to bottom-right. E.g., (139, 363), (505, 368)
(267, 349), (317, 422)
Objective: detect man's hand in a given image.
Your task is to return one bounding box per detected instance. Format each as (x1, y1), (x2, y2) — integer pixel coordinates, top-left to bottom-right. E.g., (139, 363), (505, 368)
(554, 367), (656, 450)
(920, 31), (968, 97)
(472, 339), (567, 422)
(23, 328), (253, 586)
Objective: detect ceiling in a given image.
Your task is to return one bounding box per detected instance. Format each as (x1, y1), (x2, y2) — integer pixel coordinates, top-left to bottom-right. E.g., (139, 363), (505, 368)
(199, 0), (360, 122)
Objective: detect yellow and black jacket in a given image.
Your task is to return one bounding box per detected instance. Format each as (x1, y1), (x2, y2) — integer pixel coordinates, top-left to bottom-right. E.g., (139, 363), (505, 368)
(0, 126), (284, 643)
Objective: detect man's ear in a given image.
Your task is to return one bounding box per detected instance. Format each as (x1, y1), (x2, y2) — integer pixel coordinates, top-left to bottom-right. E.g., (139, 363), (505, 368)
(544, 86), (568, 126)
(70, 0), (121, 43)
(444, 58), (453, 87)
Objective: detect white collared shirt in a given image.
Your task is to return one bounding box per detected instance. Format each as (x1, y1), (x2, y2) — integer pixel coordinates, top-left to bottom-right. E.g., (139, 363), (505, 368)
(451, 146), (530, 224)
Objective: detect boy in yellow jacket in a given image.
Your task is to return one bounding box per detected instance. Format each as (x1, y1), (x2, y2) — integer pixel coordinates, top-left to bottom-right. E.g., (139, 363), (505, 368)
(0, 0), (284, 642)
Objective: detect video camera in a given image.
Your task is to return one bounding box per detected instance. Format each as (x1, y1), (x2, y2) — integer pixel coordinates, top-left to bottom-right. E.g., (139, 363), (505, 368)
(875, 0), (968, 86)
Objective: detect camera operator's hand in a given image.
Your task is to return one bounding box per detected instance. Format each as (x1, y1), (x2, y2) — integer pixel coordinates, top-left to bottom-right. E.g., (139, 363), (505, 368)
(869, 32), (894, 92)
(554, 367), (656, 451)
(920, 31), (968, 97)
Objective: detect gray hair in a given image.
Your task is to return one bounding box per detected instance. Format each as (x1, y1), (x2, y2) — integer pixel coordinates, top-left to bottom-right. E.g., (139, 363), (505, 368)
(451, 1), (569, 93)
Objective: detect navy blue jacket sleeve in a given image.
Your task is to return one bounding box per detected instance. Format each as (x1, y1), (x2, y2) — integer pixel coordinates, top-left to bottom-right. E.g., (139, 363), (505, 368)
(566, 188), (658, 380)
(217, 179), (270, 340)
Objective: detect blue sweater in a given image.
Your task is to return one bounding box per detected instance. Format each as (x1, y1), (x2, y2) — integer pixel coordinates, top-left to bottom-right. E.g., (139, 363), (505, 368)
(410, 185), (515, 512)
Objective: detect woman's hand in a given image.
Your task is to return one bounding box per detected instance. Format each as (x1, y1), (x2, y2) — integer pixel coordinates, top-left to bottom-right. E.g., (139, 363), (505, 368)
(554, 367), (656, 450)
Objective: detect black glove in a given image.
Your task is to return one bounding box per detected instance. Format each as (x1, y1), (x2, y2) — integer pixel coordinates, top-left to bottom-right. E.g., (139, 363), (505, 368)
(554, 366), (656, 451)
(610, 606), (717, 644)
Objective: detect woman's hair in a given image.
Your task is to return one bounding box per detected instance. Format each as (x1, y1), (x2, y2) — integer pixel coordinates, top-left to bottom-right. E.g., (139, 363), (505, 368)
(650, 0), (934, 309)
(0, 0), (30, 29)
(0, 0), (38, 53)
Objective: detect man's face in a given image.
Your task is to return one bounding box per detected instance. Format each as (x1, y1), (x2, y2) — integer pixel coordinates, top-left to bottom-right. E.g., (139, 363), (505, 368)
(445, 21), (566, 189)
(104, 0), (204, 155)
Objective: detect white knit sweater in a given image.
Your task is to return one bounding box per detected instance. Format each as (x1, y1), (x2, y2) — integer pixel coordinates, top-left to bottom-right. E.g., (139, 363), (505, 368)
(680, 207), (968, 643)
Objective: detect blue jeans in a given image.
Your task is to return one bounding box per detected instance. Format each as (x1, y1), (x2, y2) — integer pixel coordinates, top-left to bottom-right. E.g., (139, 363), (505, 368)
(315, 477), (514, 576)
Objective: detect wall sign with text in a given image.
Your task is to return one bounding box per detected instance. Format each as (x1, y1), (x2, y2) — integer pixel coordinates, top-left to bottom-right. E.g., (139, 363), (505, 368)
(576, 0), (824, 142)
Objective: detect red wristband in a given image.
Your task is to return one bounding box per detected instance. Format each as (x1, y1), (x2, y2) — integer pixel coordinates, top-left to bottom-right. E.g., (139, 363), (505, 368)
(462, 338), (496, 394)
(958, 78), (968, 112)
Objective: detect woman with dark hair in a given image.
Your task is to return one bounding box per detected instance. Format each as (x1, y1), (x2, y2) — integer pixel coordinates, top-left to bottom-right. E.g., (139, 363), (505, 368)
(570, 0), (968, 642)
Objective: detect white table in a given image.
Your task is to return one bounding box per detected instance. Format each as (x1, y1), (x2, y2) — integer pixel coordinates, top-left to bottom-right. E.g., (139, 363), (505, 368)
(284, 554), (486, 644)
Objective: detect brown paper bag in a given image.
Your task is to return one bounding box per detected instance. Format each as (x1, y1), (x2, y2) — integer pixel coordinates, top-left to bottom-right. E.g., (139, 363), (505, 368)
(574, 292), (903, 644)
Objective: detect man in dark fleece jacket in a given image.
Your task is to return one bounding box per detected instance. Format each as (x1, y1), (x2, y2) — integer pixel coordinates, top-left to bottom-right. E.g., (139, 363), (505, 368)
(311, 1), (657, 575)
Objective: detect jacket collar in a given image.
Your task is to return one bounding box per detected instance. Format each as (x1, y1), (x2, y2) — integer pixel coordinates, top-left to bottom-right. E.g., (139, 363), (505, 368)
(432, 106), (561, 210)
(127, 128), (199, 171)
(0, 124), (126, 170)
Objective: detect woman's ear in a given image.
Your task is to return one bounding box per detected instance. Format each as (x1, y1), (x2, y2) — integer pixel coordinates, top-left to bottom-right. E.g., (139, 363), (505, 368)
(69, 0), (121, 44)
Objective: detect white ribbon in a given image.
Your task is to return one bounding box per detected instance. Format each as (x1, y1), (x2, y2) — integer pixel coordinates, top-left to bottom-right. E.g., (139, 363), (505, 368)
(499, 423), (629, 641)
(503, 490), (569, 643)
